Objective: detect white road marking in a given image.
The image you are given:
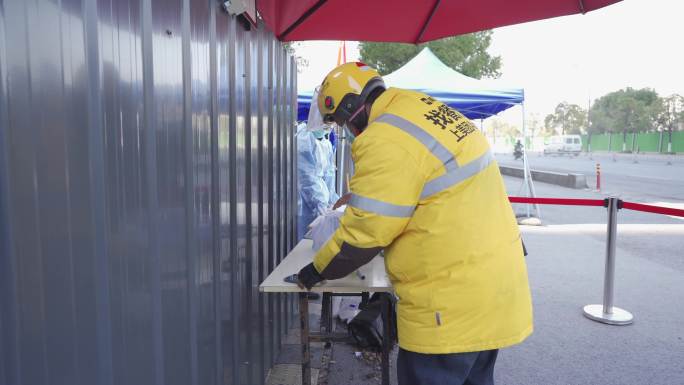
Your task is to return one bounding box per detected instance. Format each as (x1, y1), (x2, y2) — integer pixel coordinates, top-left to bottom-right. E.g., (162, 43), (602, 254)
(648, 202), (684, 221)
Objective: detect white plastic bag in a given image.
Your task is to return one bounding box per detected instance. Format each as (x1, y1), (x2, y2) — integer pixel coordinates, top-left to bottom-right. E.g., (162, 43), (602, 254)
(308, 206), (345, 252)
(337, 297), (362, 324)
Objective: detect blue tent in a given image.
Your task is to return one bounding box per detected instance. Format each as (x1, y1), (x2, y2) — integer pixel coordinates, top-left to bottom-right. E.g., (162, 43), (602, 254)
(298, 47), (523, 121)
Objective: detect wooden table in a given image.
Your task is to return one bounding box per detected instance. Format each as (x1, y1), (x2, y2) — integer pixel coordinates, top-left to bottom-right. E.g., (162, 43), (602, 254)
(260, 239), (393, 385)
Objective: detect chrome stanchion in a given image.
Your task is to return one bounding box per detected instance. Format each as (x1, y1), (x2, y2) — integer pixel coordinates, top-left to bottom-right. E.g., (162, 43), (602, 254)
(583, 197), (634, 325)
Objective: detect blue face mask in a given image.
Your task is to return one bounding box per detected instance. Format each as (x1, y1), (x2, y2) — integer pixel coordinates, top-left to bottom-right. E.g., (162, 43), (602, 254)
(343, 124), (355, 142)
(312, 129), (327, 139)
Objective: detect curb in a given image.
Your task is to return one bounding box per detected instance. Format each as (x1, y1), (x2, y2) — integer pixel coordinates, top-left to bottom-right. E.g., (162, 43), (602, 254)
(499, 165), (588, 189)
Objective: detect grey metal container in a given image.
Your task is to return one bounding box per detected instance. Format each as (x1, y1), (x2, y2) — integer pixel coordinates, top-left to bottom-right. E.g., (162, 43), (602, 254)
(0, 1), (297, 384)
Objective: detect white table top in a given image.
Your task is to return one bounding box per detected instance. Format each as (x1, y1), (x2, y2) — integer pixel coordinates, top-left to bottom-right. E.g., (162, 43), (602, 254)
(259, 239), (393, 293)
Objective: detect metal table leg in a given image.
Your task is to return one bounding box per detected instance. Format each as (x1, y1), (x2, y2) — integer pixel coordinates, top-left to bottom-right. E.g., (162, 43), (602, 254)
(321, 292), (332, 333)
(381, 294), (391, 385)
(327, 294), (333, 333)
(299, 292), (311, 385)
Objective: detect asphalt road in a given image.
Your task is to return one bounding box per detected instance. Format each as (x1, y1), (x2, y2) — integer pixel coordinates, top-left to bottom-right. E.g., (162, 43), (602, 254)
(323, 153), (684, 385)
(496, 174), (684, 385)
(322, 172), (684, 385)
(323, 175), (684, 385)
(496, 152), (684, 205)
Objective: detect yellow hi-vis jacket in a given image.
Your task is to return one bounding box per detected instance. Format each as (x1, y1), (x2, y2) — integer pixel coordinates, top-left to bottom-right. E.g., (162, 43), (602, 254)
(313, 88), (533, 354)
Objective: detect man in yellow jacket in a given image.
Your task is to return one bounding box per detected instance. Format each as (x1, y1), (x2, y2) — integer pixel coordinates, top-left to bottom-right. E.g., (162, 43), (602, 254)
(296, 62), (533, 385)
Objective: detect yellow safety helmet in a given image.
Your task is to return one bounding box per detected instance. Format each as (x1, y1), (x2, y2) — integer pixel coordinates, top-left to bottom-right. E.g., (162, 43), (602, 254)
(317, 62), (385, 128)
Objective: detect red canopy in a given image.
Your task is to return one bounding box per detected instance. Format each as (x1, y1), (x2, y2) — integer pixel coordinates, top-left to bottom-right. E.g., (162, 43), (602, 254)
(258, 0), (622, 43)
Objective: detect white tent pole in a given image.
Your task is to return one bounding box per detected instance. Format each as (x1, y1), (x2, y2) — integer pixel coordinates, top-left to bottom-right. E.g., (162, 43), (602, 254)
(527, 161), (541, 218)
(521, 102), (541, 219)
(522, 102), (530, 217)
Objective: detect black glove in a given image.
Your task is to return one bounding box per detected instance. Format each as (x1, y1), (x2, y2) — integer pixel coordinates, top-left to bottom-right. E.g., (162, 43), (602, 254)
(297, 263), (324, 290)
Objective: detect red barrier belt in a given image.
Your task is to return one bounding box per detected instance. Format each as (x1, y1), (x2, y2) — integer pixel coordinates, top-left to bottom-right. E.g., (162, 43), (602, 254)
(508, 196), (684, 218)
(622, 202), (684, 218)
(508, 197), (606, 207)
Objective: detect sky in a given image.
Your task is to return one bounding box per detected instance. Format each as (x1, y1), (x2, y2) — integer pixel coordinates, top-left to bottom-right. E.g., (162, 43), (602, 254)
(293, 0), (684, 125)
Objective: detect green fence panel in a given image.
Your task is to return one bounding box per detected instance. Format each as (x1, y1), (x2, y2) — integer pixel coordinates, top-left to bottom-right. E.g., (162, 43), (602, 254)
(599, 134), (611, 151)
(609, 133), (622, 152)
(636, 132), (660, 152)
(586, 132), (683, 153)
(627, 133), (637, 152)
(672, 131), (684, 153)
(590, 134), (610, 151)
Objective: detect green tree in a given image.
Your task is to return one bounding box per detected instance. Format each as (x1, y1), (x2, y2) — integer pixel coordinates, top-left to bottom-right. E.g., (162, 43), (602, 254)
(359, 31), (501, 78)
(526, 113), (542, 138)
(544, 102), (587, 135)
(487, 117), (520, 139)
(656, 94), (684, 152)
(590, 87), (661, 139)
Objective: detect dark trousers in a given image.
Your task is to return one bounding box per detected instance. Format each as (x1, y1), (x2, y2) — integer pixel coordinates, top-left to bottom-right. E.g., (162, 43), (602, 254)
(397, 348), (499, 385)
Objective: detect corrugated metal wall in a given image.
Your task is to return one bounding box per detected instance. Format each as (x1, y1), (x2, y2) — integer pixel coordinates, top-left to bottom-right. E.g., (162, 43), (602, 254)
(0, 1), (297, 385)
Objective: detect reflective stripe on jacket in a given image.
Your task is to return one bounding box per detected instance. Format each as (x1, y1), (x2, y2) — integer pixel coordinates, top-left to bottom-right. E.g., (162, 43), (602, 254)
(313, 88), (533, 354)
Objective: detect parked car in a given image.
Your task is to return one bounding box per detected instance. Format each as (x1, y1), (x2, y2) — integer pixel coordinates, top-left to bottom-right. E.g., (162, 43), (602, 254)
(543, 135), (582, 156)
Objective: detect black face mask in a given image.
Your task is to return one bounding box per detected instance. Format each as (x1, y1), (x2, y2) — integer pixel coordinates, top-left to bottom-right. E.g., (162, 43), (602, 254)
(348, 106), (369, 133)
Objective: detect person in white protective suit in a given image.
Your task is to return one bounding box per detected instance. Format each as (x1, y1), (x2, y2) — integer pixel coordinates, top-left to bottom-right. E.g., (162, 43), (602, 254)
(322, 130), (338, 209)
(297, 91), (339, 240)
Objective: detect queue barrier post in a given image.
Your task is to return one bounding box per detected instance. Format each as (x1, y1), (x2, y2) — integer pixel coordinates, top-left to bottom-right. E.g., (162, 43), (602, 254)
(509, 195), (684, 326)
(582, 197), (633, 325)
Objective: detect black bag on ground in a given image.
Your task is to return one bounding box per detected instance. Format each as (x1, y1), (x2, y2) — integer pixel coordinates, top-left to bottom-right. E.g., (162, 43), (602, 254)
(348, 293), (397, 351)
